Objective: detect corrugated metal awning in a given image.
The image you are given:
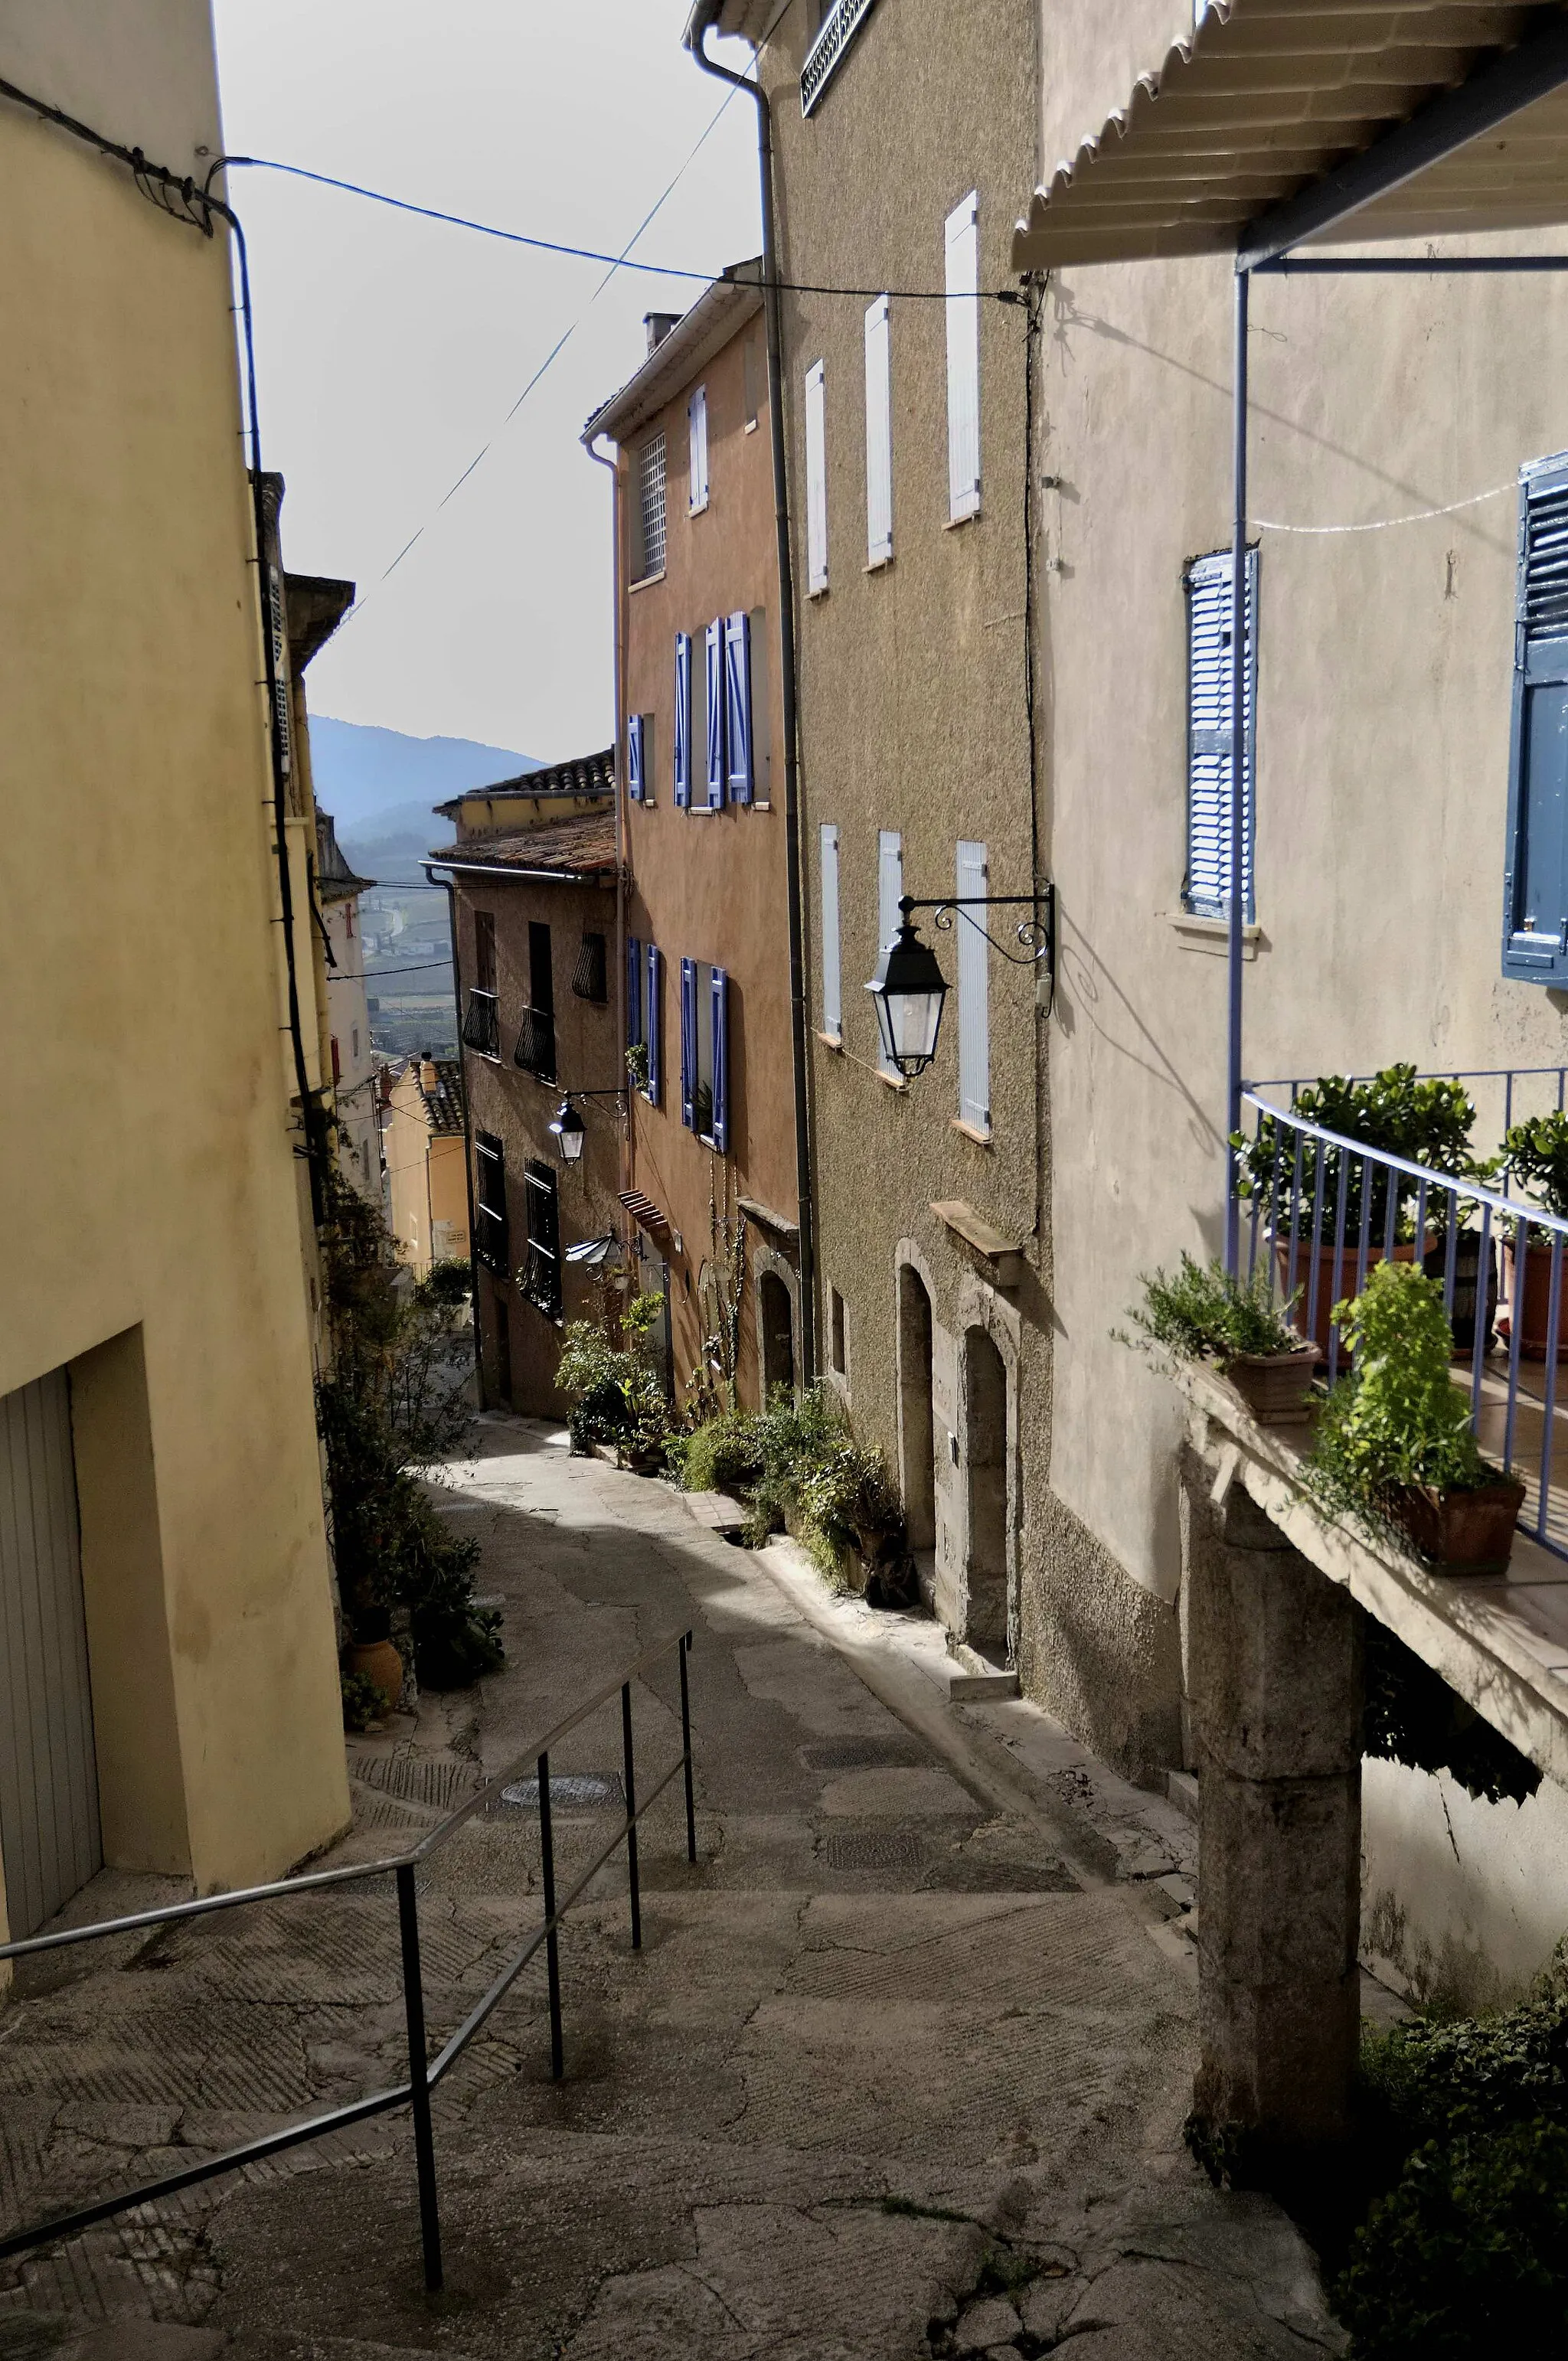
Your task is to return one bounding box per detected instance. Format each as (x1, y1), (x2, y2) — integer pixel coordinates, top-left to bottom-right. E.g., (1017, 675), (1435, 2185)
(1013, 2), (1568, 272)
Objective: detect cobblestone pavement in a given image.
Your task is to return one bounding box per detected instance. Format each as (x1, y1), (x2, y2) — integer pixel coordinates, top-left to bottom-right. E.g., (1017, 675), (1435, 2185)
(0, 1416), (1347, 2359)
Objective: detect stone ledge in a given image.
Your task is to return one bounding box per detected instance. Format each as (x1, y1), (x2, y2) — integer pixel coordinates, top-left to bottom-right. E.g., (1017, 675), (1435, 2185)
(930, 1199), (1024, 1287)
(1168, 1354), (1568, 1791)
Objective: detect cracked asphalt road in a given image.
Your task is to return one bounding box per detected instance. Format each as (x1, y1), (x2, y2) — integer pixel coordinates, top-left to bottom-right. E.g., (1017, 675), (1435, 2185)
(0, 1414), (1346, 2359)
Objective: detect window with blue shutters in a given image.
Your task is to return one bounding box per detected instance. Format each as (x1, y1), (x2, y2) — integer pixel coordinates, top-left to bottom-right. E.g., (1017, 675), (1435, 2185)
(704, 619), (725, 809)
(645, 943), (662, 1106)
(680, 957), (697, 1128)
(674, 633), (692, 807)
(1183, 547), (1257, 922)
(724, 612), (753, 803)
(626, 712), (645, 805)
(627, 934), (643, 1052)
(1504, 452), (1568, 983)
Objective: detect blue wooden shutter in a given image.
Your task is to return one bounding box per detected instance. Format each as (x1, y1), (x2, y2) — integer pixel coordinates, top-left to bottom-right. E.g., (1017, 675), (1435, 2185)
(645, 943), (662, 1105)
(1504, 454), (1568, 982)
(724, 612), (753, 803)
(704, 619), (725, 808)
(679, 957), (697, 1128)
(710, 967), (729, 1152)
(627, 933), (642, 1047)
(956, 839), (990, 1133)
(674, 632), (691, 807)
(1183, 548), (1257, 922)
(626, 712), (644, 804)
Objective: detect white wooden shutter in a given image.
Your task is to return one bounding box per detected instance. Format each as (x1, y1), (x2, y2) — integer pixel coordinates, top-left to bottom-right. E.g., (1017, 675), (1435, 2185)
(876, 828), (903, 1078)
(805, 360), (828, 595)
(1184, 549), (1257, 919)
(688, 384), (709, 514)
(820, 824), (841, 1038)
(864, 296), (893, 567)
(956, 839), (990, 1134)
(945, 192), (981, 523)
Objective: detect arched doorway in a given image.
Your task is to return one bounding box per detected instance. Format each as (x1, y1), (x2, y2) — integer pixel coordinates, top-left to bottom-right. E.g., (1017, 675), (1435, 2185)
(760, 1269), (794, 1400)
(898, 1264), (936, 1550)
(964, 1327), (1009, 1651)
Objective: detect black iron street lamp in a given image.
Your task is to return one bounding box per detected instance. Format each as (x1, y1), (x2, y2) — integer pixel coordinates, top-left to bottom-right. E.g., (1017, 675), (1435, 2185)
(547, 1083), (627, 1164)
(865, 887), (1055, 1081)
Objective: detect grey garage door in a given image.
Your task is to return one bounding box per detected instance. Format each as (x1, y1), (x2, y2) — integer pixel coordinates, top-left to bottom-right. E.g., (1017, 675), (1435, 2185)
(0, 1369), (102, 1939)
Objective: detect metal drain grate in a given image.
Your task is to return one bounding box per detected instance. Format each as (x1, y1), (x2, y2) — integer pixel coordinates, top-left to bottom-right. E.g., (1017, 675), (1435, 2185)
(801, 1736), (931, 1772)
(822, 1830), (926, 1872)
(499, 1772), (623, 1812)
(348, 1754), (483, 1811)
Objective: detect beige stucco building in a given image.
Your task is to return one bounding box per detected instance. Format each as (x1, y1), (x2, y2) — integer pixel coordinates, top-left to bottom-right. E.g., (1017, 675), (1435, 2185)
(0, 1), (350, 1949)
(384, 1057), (472, 1281)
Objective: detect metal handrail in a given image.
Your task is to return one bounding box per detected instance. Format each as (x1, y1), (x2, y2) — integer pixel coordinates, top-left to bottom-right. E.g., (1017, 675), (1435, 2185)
(0, 1628), (698, 2292)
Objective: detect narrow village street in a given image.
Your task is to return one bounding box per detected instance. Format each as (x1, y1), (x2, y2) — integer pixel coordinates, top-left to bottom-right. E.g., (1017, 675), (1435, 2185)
(0, 1420), (1345, 2361)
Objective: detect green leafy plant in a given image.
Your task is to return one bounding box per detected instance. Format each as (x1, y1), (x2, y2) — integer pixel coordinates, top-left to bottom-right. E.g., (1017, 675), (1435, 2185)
(340, 1670), (388, 1733)
(1308, 1261), (1490, 1514)
(1119, 1252), (1304, 1363)
(1503, 1111), (1568, 1220)
(1234, 1066), (1481, 1244)
(676, 1406), (764, 1495)
(625, 1040), (649, 1092)
(556, 1281), (671, 1462)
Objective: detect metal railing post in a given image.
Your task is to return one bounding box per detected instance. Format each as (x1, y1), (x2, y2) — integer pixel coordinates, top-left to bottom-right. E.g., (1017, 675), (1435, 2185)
(679, 1632), (697, 1865)
(621, 1683), (642, 1950)
(395, 1863), (443, 2294)
(538, 1752), (564, 2081)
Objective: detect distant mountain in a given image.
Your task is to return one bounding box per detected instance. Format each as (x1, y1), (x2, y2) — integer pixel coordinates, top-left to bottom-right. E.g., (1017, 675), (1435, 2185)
(343, 802), (463, 890)
(307, 717), (535, 834)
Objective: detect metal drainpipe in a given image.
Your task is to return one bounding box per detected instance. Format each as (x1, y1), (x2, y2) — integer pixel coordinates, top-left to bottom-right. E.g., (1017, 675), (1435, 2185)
(688, 13), (816, 1383)
(1224, 266), (1250, 1275)
(585, 433), (633, 1233)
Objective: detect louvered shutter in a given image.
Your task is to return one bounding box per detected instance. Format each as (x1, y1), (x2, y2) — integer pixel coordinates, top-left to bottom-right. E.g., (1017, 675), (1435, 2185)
(267, 564), (293, 777)
(626, 711), (644, 804)
(1504, 453), (1568, 982)
(646, 943), (663, 1105)
(724, 612), (753, 803)
(1183, 548), (1257, 922)
(956, 840), (990, 1134)
(805, 361), (828, 595)
(680, 957), (697, 1128)
(674, 632), (692, 807)
(688, 384), (709, 514)
(864, 296), (892, 567)
(820, 824), (841, 1038)
(876, 830), (903, 1078)
(705, 619), (725, 809)
(945, 193), (981, 522)
(627, 934), (642, 1047)
(710, 968), (729, 1153)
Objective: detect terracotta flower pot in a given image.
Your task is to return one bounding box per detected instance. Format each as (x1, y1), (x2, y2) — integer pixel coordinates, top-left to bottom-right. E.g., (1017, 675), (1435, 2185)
(1503, 1238), (1568, 1361)
(1218, 1344), (1321, 1425)
(346, 1636), (403, 1714)
(1382, 1475), (1525, 1576)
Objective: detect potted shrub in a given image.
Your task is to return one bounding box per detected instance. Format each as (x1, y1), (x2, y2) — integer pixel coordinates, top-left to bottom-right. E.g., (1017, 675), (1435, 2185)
(1233, 1066), (1482, 1357)
(1500, 1112), (1568, 1362)
(1121, 1253), (1319, 1423)
(1308, 1261), (1524, 1574)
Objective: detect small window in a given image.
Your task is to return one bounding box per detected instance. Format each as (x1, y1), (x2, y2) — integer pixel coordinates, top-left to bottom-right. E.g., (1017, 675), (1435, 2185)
(636, 432), (667, 578)
(514, 920), (556, 1077)
(674, 632), (693, 806)
(805, 361), (828, 595)
(819, 825), (841, 1038)
(571, 931), (608, 1004)
(521, 1160), (562, 1321)
(475, 1133), (508, 1273)
(528, 921), (554, 1015)
(749, 609), (771, 799)
(829, 1285), (848, 1379)
(474, 909), (497, 995)
(1183, 548), (1258, 922)
(627, 711), (654, 805)
(627, 934), (644, 1047)
(351, 1025), (360, 1060)
(679, 957), (730, 1148)
(704, 619), (725, 810)
(864, 295), (892, 568)
(688, 384), (710, 514)
(944, 191), (981, 522)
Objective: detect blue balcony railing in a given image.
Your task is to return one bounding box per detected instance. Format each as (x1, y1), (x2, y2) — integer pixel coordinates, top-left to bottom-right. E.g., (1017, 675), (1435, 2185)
(1231, 1065), (1568, 1562)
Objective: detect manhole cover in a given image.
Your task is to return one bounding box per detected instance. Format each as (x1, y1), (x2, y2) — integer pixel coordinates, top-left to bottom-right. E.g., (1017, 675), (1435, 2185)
(802, 1736), (930, 1772)
(822, 1830), (926, 1872)
(500, 1773), (623, 1811)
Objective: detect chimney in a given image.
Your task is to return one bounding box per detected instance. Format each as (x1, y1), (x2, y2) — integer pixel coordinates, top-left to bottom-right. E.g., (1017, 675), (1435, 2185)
(420, 1058), (439, 1092)
(644, 311), (681, 357)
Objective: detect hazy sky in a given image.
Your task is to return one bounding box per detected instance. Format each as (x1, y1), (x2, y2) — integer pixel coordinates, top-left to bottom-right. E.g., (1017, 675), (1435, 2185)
(211, 2), (760, 760)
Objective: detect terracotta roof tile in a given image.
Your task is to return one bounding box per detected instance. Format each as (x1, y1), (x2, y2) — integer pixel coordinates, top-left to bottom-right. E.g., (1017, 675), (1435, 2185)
(432, 809), (618, 880)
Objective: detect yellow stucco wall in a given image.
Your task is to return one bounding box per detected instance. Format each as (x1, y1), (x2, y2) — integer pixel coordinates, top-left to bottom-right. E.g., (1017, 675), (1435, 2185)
(386, 1067), (471, 1278)
(0, 55), (349, 1928)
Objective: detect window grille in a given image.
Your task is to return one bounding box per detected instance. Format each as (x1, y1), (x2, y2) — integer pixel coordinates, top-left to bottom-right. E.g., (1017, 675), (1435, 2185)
(638, 433), (667, 577)
(571, 931), (608, 1004)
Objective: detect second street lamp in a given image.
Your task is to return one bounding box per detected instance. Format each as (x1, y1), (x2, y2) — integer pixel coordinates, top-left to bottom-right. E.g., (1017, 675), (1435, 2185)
(864, 887), (1056, 1082)
(549, 1096), (586, 1164)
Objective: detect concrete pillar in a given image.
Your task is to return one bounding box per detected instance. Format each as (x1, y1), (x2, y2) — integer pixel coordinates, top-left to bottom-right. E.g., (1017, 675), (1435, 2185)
(1184, 1450), (1363, 2166)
